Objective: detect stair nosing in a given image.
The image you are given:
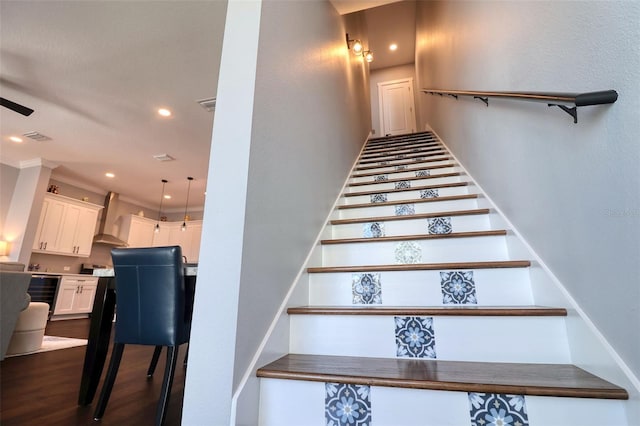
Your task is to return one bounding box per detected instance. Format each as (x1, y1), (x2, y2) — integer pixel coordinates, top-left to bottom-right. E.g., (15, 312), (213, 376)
(307, 260), (531, 273)
(257, 354), (629, 400)
(287, 305), (567, 316)
(362, 142), (441, 156)
(330, 208), (491, 225)
(361, 146), (444, 160)
(358, 150), (447, 165)
(337, 194), (478, 210)
(351, 163), (456, 179)
(320, 230), (507, 245)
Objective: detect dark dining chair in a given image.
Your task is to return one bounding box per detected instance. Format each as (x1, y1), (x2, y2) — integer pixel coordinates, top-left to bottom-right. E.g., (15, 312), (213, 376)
(93, 246), (190, 426)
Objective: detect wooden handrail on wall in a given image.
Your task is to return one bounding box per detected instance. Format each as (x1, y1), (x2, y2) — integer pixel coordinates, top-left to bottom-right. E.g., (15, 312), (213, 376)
(421, 89), (618, 123)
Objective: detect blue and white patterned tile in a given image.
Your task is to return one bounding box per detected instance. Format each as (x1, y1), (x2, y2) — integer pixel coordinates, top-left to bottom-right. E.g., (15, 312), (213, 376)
(414, 157), (426, 161)
(370, 193), (388, 203)
(395, 204), (415, 216)
(395, 241), (422, 264)
(377, 161), (389, 166)
(415, 170), (430, 177)
(468, 393), (529, 426)
(395, 165), (407, 171)
(428, 216), (453, 234)
(394, 181), (411, 190)
(420, 189), (439, 199)
(395, 154), (406, 159)
(395, 316), (437, 358)
(374, 174), (388, 182)
(326, 383), (372, 426)
(440, 271), (478, 304)
(362, 222), (385, 238)
(352, 273), (382, 304)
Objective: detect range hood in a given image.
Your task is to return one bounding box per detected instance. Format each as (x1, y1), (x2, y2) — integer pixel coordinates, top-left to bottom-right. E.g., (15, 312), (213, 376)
(93, 192), (128, 246)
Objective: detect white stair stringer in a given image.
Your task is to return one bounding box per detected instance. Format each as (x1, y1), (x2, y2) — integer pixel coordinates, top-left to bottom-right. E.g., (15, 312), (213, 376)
(256, 131), (630, 426)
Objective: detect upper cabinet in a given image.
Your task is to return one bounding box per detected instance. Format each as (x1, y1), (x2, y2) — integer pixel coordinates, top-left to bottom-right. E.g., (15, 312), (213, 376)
(32, 193), (103, 257)
(119, 215), (203, 263)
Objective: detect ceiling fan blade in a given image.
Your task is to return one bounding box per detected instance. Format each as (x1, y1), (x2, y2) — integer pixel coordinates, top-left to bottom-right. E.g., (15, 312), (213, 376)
(0, 97), (34, 116)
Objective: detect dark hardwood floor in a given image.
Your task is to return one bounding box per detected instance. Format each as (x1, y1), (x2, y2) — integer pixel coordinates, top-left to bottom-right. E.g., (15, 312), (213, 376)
(1, 319), (187, 426)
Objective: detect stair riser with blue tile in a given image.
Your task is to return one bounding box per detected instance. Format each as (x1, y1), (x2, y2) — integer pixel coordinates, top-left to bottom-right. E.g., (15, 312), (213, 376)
(337, 198), (480, 219)
(331, 214), (491, 239)
(321, 235), (509, 266)
(349, 164), (459, 183)
(342, 185), (472, 206)
(346, 175), (464, 193)
(289, 315), (570, 363)
(259, 379), (627, 426)
(308, 268), (533, 306)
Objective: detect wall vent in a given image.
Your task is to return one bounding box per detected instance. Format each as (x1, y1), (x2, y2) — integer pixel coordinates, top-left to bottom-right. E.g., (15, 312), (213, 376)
(153, 153), (175, 162)
(23, 131), (52, 141)
(196, 97), (216, 112)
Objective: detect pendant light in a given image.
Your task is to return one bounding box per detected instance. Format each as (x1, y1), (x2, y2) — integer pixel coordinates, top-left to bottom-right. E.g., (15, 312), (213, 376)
(181, 177), (193, 231)
(155, 179), (168, 233)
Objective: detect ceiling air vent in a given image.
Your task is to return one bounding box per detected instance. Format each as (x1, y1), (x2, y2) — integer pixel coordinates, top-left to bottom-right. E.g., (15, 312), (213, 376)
(153, 153), (175, 162)
(23, 131), (52, 141)
(196, 97), (216, 112)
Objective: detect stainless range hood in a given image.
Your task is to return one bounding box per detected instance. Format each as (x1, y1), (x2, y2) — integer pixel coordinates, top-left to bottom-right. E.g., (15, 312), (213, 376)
(93, 192), (128, 246)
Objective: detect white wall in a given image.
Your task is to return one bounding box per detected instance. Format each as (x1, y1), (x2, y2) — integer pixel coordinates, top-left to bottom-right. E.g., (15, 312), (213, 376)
(183, 0), (371, 424)
(415, 0), (640, 383)
(0, 163), (19, 237)
(369, 63), (417, 137)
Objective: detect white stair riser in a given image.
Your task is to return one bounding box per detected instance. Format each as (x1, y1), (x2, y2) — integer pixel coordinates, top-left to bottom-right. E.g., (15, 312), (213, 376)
(355, 155), (451, 170)
(362, 142), (441, 154)
(330, 214), (492, 239)
(358, 152), (447, 165)
(341, 185), (471, 205)
(347, 175), (464, 193)
(337, 198), (480, 219)
(290, 315), (570, 363)
(321, 236), (509, 266)
(308, 269), (533, 306)
(259, 379), (627, 426)
(350, 165), (459, 183)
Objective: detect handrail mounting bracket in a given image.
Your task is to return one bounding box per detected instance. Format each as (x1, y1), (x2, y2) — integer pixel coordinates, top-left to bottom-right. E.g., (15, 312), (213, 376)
(474, 96), (489, 107)
(548, 104), (578, 124)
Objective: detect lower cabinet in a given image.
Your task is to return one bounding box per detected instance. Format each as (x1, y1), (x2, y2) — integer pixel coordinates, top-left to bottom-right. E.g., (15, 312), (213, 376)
(52, 276), (98, 318)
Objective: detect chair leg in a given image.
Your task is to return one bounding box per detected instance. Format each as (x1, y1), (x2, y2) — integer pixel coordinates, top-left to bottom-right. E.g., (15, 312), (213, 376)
(155, 345), (179, 426)
(183, 343), (189, 368)
(147, 345), (163, 378)
(93, 343), (125, 421)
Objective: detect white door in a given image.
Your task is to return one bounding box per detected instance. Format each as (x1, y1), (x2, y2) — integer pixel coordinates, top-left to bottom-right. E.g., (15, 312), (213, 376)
(378, 78), (417, 136)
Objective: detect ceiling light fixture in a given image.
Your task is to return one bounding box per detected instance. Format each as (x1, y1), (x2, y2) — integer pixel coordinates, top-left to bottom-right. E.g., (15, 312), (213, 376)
(363, 50), (374, 63)
(181, 177), (193, 231)
(9, 136), (23, 143)
(105, 172), (115, 178)
(389, 43), (398, 51)
(155, 179), (168, 233)
(158, 108), (172, 117)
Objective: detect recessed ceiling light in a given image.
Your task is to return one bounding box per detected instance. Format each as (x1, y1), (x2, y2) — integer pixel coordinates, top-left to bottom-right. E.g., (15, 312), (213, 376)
(164, 195), (172, 199)
(389, 43), (398, 51)
(158, 108), (172, 117)
(9, 136), (23, 143)
(105, 172), (115, 178)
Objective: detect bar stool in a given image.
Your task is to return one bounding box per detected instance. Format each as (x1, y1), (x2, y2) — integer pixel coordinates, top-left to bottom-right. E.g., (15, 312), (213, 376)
(93, 246), (190, 426)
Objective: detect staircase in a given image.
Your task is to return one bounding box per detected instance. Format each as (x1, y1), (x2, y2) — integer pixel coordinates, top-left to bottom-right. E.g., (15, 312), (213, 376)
(256, 131), (629, 426)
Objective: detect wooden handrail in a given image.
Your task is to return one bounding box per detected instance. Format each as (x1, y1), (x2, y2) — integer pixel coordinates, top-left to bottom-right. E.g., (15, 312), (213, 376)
(421, 89), (618, 123)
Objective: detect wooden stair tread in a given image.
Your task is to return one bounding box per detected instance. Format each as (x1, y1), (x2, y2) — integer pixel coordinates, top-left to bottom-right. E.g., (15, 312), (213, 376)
(287, 305), (567, 316)
(355, 156), (452, 171)
(351, 163), (455, 178)
(362, 142), (441, 156)
(331, 208), (491, 225)
(321, 230), (506, 245)
(308, 260), (531, 273)
(345, 181), (468, 197)
(338, 194), (478, 210)
(257, 354), (629, 400)
(348, 172), (462, 187)
(361, 147), (444, 160)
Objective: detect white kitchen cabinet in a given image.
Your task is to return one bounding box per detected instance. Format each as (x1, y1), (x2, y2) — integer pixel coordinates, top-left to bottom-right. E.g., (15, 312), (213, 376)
(52, 276), (99, 317)
(119, 215), (155, 248)
(33, 193), (102, 257)
(119, 214), (202, 262)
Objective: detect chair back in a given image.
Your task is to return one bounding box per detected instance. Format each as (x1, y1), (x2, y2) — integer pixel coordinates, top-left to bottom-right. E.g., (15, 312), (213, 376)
(111, 246), (189, 346)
